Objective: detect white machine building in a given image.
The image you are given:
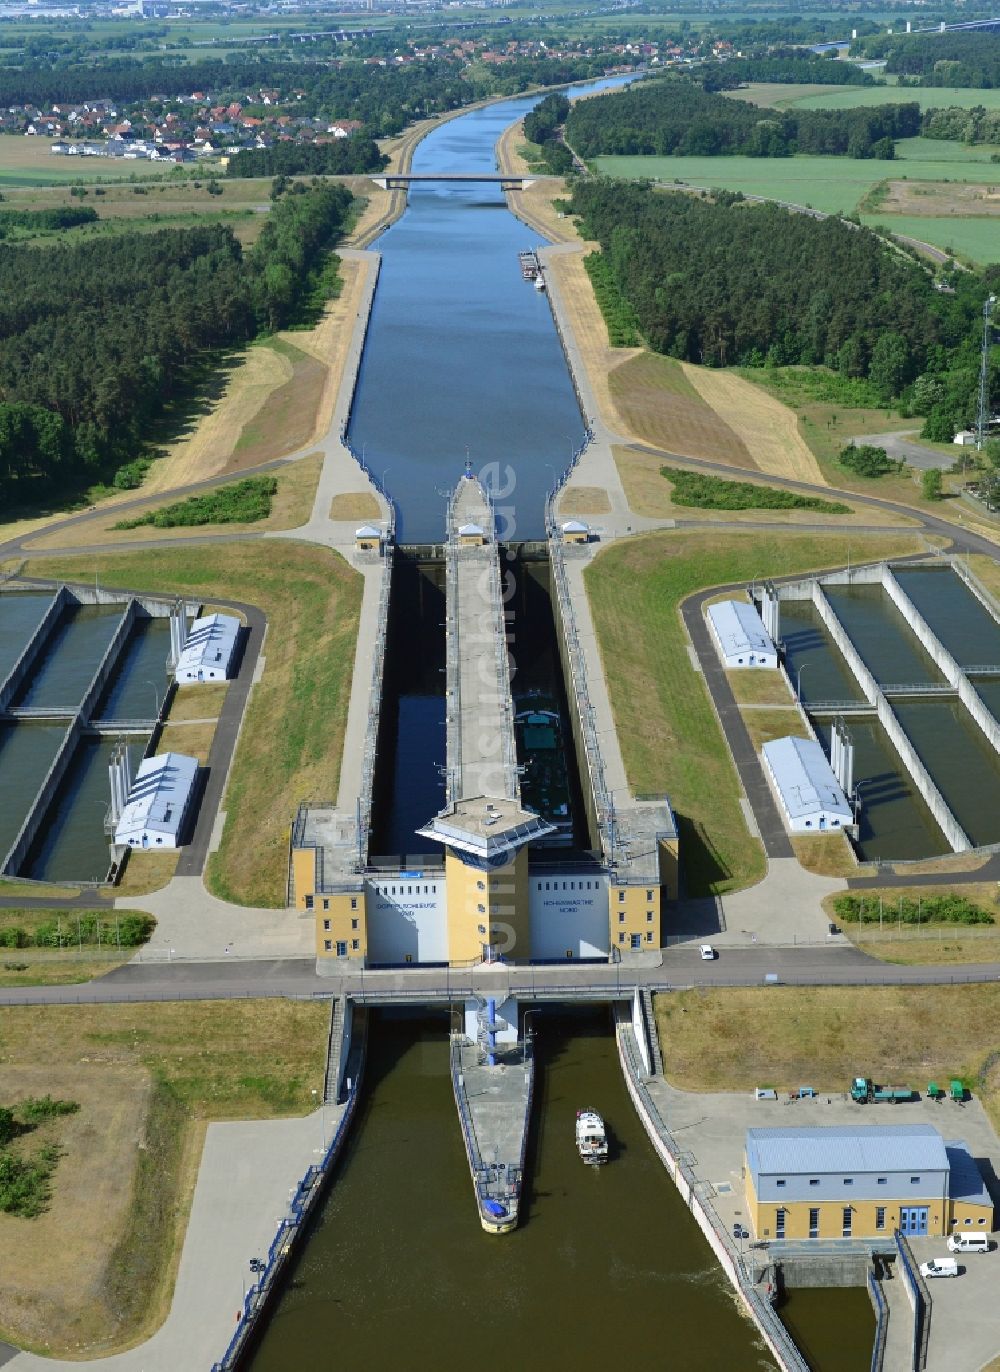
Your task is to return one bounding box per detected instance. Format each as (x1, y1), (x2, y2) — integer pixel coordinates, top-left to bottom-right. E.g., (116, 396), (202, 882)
(174, 612), (240, 685)
(113, 751), (198, 849)
(762, 736), (853, 834)
(707, 600), (778, 669)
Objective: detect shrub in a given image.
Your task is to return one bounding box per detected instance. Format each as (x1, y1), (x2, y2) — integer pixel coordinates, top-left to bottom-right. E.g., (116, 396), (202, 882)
(0, 1145), (60, 1218)
(112, 457), (151, 490)
(18, 1096), (79, 1125)
(838, 443), (904, 478)
(661, 467), (850, 513)
(113, 476), (278, 530)
(833, 893), (994, 925)
(583, 251), (641, 348)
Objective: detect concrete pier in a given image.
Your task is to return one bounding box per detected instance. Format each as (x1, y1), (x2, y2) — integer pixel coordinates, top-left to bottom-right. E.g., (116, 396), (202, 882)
(450, 1014), (533, 1234)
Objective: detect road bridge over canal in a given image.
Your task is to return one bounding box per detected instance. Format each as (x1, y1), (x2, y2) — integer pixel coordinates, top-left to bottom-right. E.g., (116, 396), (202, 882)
(371, 172), (543, 190)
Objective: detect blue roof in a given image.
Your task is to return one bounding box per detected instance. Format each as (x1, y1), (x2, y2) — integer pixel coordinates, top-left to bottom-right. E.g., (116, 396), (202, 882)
(947, 1141), (991, 1207)
(747, 1125), (948, 1181)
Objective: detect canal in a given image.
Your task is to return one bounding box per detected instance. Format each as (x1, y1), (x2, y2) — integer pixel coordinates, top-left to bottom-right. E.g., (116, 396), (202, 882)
(347, 78), (630, 544)
(246, 1009), (774, 1372)
(0, 590), (52, 682)
(892, 566), (1000, 669)
(823, 585), (942, 688)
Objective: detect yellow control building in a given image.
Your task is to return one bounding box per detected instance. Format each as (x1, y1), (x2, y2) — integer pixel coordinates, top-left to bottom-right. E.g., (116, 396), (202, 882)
(745, 1125), (993, 1242)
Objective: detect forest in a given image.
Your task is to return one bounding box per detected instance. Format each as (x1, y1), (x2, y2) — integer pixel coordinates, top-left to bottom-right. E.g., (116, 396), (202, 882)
(567, 179), (995, 437)
(522, 92), (574, 174)
(852, 32), (1000, 88)
(0, 51), (617, 134)
(701, 52), (875, 91)
(920, 105), (1000, 145)
(565, 79), (920, 158)
(0, 181), (352, 506)
(226, 137), (387, 178)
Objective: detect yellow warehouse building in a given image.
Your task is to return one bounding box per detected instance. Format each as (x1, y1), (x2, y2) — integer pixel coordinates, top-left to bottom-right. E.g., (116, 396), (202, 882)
(745, 1125), (993, 1242)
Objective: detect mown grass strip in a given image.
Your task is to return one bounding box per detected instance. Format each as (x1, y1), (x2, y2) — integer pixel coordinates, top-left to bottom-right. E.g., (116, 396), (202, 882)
(585, 529), (923, 896)
(30, 542), (362, 907)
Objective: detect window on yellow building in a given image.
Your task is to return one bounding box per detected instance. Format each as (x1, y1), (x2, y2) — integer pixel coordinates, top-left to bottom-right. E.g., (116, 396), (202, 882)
(876, 1208), (886, 1231)
(323, 939), (332, 952)
(323, 919), (330, 931)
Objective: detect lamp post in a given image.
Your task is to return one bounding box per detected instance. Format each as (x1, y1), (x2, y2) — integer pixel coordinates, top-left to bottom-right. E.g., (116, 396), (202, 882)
(145, 680), (161, 719)
(795, 663), (809, 703)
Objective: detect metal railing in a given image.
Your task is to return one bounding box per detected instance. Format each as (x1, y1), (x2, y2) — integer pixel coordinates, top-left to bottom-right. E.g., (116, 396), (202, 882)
(868, 1268), (888, 1372)
(210, 1021), (367, 1372)
(894, 1229), (930, 1372)
(616, 1017), (808, 1372)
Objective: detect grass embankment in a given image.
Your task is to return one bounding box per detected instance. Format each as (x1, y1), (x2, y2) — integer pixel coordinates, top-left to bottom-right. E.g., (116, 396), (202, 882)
(661, 466), (849, 513)
(29, 543), (363, 907)
(654, 984), (1000, 1135)
(0, 1000), (327, 1357)
(609, 353), (755, 467)
(0, 909), (153, 985)
(24, 455), (320, 552)
(824, 882), (1000, 964)
(585, 528), (924, 896)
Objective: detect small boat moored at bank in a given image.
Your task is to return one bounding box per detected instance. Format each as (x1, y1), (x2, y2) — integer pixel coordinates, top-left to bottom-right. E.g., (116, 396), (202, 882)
(576, 1108), (609, 1164)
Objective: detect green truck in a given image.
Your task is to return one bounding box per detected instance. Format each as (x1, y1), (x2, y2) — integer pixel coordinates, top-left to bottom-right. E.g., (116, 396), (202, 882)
(850, 1077), (913, 1105)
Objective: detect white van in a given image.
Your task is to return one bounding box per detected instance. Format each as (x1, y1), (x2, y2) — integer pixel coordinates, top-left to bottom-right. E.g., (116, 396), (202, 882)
(948, 1233), (991, 1254)
(920, 1258), (959, 1278)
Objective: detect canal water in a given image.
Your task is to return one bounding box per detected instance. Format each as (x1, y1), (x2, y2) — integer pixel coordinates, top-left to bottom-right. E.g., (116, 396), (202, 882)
(892, 698), (1000, 848)
(12, 602), (122, 710)
(823, 585), (942, 688)
(0, 590), (53, 682)
(779, 601), (865, 705)
(246, 1009), (776, 1372)
(347, 77), (630, 544)
(892, 566), (1000, 669)
(814, 718), (948, 862)
(778, 1288), (875, 1372)
(0, 722), (65, 861)
(25, 733), (142, 883)
(95, 616), (172, 721)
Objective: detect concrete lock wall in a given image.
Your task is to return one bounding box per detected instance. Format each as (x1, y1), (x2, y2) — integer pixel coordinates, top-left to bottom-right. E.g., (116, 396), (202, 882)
(364, 876), (448, 964)
(1, 716), (83, 876)
(79, 599), (139, 721)
(813, 583), (970, 853)
(883, 567), (1000, 758)
(776, 1255), (873, 1289)
(0, 585), (69, 713)
(528, 872), (608, 959)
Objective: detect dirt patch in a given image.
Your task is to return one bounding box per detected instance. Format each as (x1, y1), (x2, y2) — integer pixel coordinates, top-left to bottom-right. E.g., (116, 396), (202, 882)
(610, 353), (756, 467)
(329, 491), (381, 521)
(871, 179), (1000, 217)
(559, 485), (612, 515)
(0, 1064), (153, 1354)
(682, 365), (828, 484)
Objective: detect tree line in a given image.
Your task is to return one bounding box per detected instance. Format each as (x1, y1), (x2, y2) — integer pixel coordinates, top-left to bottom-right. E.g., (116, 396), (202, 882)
(0, 205), (96, 237)
(522, 91), (574, 174)
(920, 104), (1000, 145)
(701, 52), (875, 92)
(226, 137), (387, 179)
(565, 79), (920, 158)
(852, 31), (1000, 88)
(0, 180), (352, 506)
(567, 179), (992, 421)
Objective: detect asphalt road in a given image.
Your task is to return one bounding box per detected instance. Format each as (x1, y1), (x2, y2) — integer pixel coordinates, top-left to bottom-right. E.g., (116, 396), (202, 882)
(1, 945), (997, 1007)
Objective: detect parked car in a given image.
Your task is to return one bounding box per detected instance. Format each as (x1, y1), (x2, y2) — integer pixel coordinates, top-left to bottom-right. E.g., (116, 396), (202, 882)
(699, 944), (716, 961)
(948, 1233), (991, 1254)
(920, 1258), (959, 1278)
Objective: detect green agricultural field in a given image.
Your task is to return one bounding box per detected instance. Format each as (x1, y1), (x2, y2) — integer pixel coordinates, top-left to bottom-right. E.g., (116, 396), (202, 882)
(793, 85), (1000, 112)
(593, 137), (1000, 220)
(863, 214), (1000, 266)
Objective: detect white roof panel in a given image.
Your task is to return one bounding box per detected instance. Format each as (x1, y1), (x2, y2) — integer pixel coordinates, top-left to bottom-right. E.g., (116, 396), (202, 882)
(707, 599), (775, 659)
(175, 612), (239, 676)
(747, 1125), (948, 1180)
(114, 751), (198, 842)
(763, 736), (852, 821)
